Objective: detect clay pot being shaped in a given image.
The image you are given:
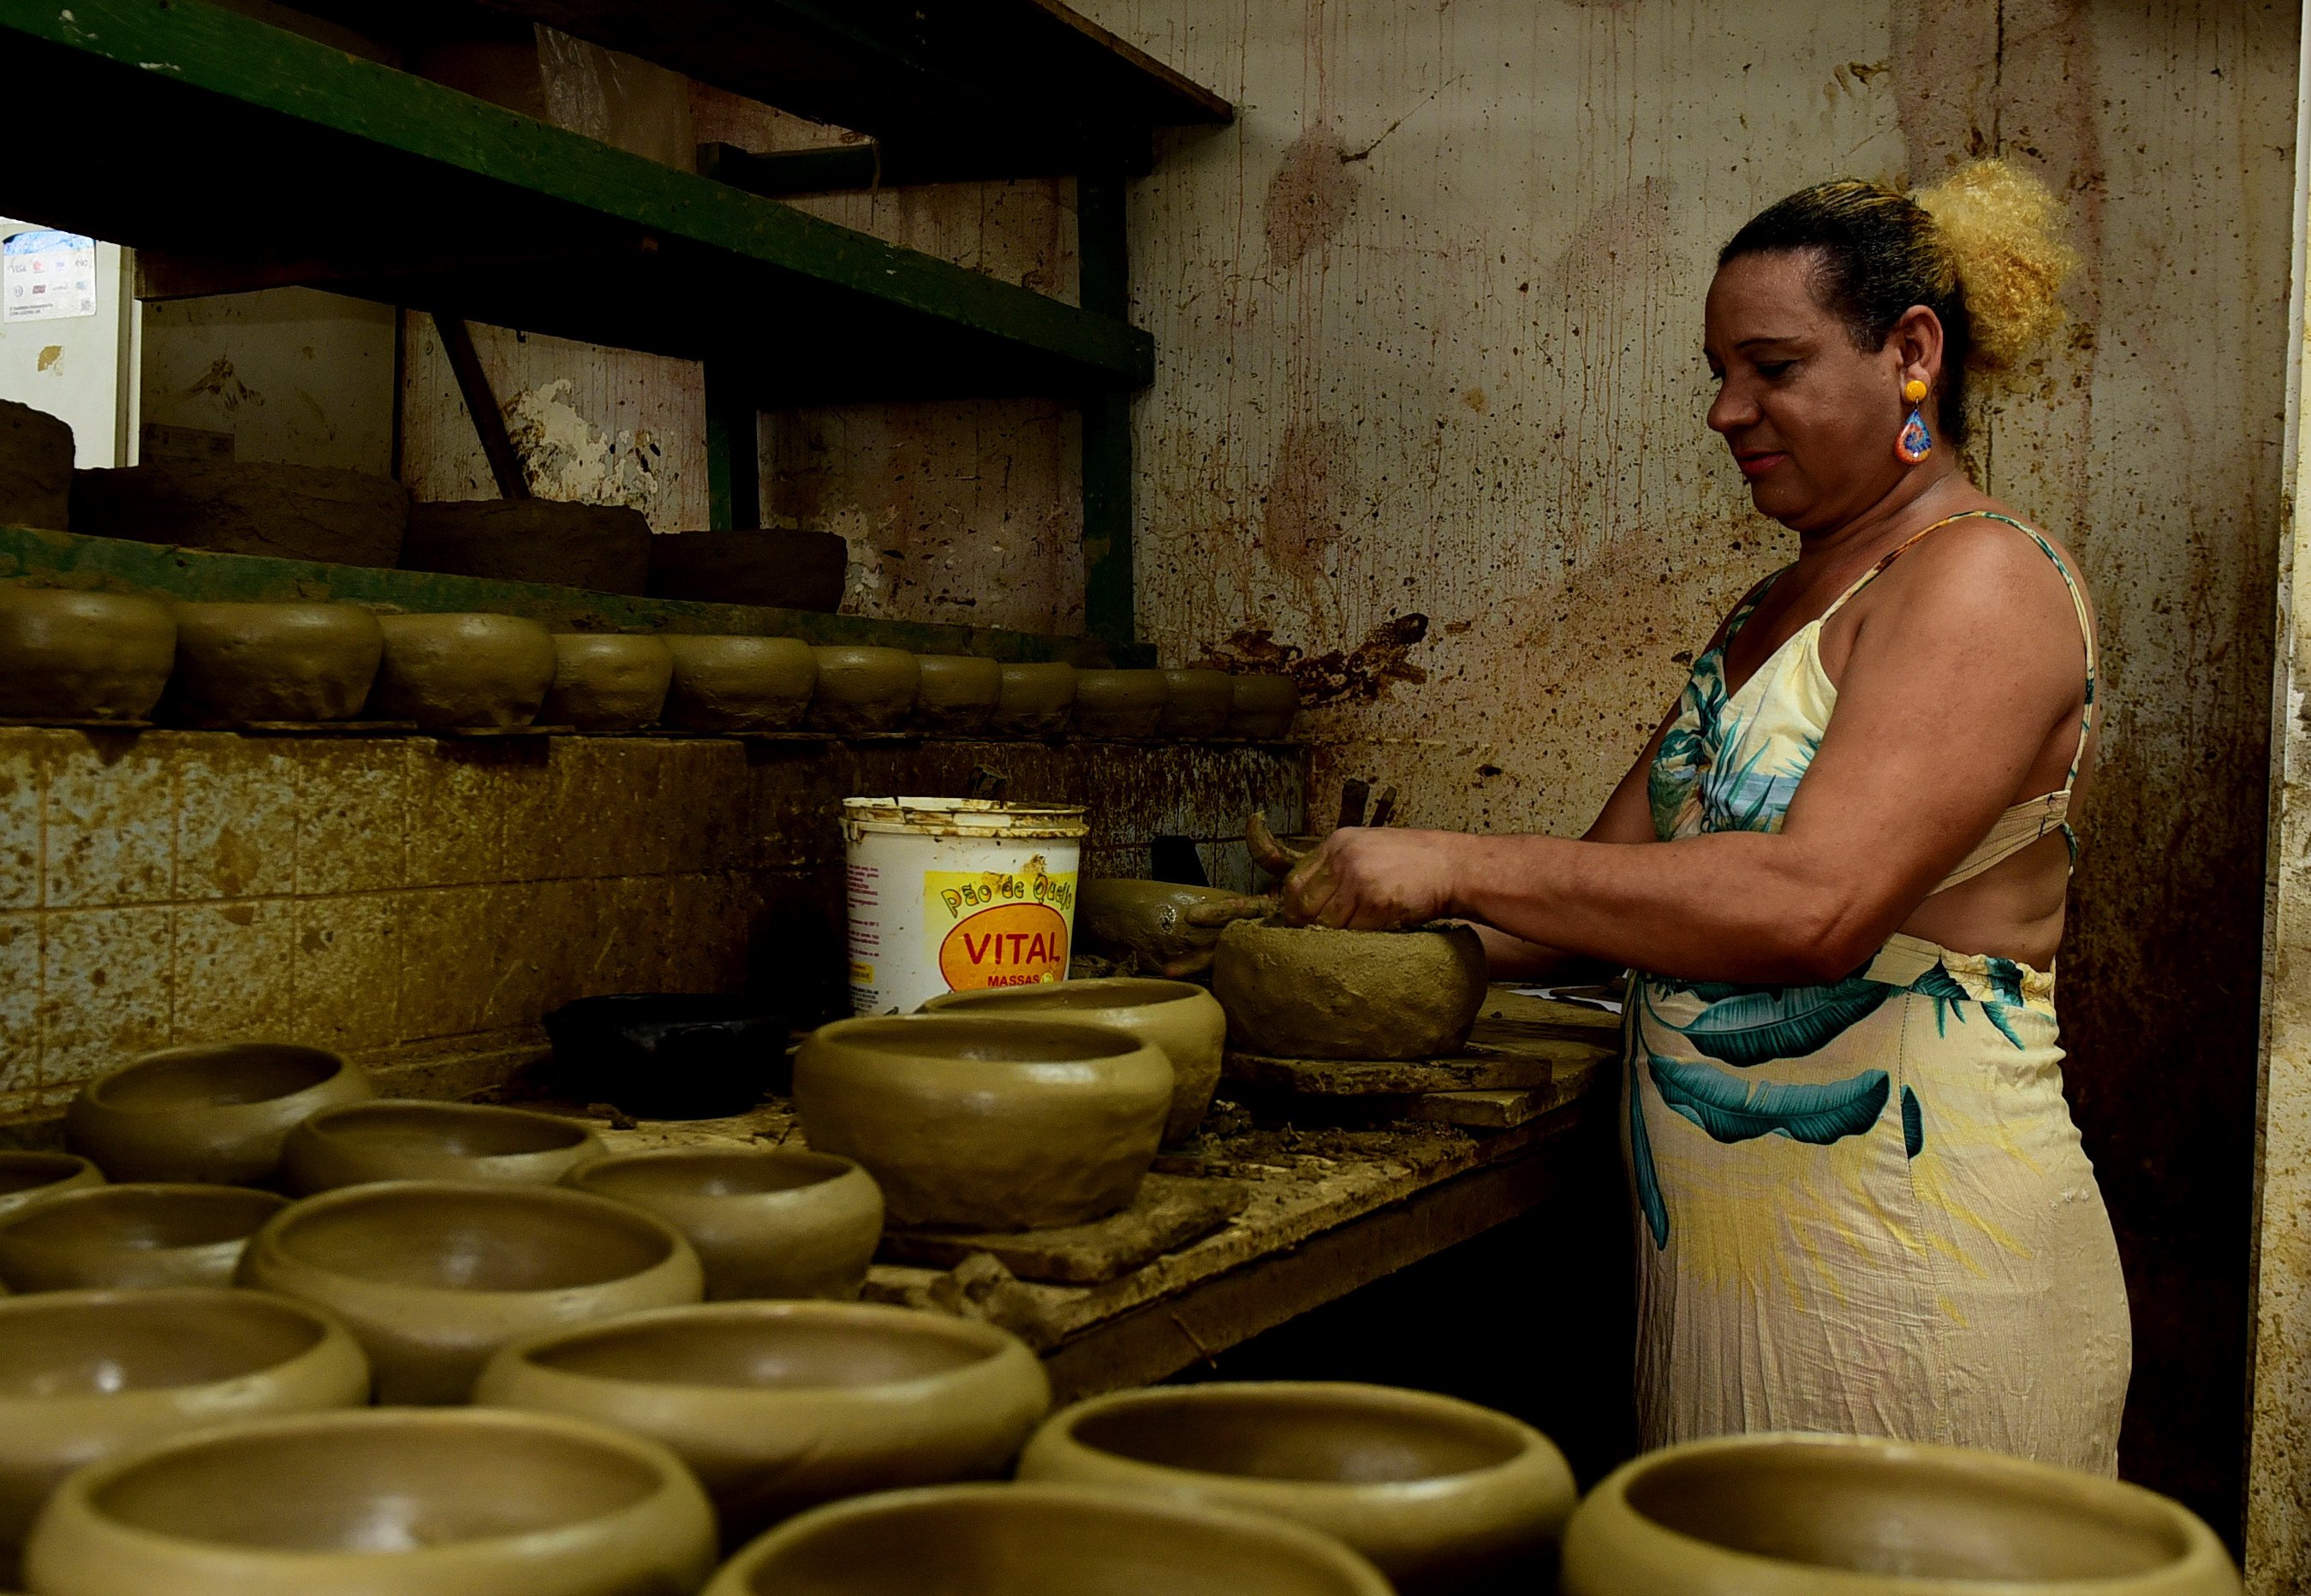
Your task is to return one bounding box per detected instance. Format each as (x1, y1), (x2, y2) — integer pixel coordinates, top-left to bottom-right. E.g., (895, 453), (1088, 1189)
(236, 1180), (703, 1404)
(1077, 878), (1249, 974)
(278, 1099), (605, 1195)
(794, 1016), (1170, 1230)
(0, 1154), (102, 1225)
(703, 1481), (1393, 1596)
(0, 588), (175, 722)
(1216, 920), (1489, 1061)
(923, 979), (1225, 1146)
(163, 602), (384, 726)
(664, 635), (817, 731)
(543, 634), (672, 733)
(0, 1287), (369, 1581)
(807, 646), (920, 734)
(991, 662), (1076, 738)
(66, 1042), (374, 1186)
(366, 611), (557, 728)
(1231, 672), (1301, 738)
(0, 1184), (286, 1291)
(1559, 1432), (2242, 1596)
(1160, 669), (1235, 739)
(563, 1147), (883, 1301)
(1020, 1381), (1576, 1594)
(475, 1301), (1051, 1547)
(1072, 669), (1168, 739)
(22, 1405), (718, 1596)
(911, 654), (1002, 735)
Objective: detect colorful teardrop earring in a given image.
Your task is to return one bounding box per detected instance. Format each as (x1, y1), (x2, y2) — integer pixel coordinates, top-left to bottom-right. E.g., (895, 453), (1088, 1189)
(1896, 378), (1934, 463)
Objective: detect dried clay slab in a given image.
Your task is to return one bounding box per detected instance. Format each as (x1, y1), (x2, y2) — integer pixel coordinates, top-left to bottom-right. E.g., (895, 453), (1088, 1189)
(876, 1173), (1250, 1285)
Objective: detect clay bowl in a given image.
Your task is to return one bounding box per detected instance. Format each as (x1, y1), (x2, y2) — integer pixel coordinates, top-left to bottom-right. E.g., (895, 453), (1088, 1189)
(1020, 1381), (1576, 1593)
(1077, 878), (1250, 972)
(793, 1015), (1171, 1230)
(1560, 1432), (2242, 1596)
(0, 588), (175, 722)
(366, 611), (557, 729)
(163, 601), (383, 726)
(237, 1180), (703, 1404)
(1231, 672), (1301, 738)
(21, 1406), (718, 1596)
(278, 1099), (605, 1195)
(1215, 920), (1490, 1062)
(991, 662), (1075, 737)
(564, 1147), (883, 1301)
(0, 1154), (102, 1225)
(476, 1300), (1050, 1545)
(807, 646), (920, 733)
(702, 1481), (1393, 1596)
(542, 992), (788, 1119)
(911, 654), (1001, 735)
(0, 1184), (286, 1291)
(66, 1042), (374, 1186)
(0, 1288), (369, 1578)
(1072, 669), (1168, 738)
(923, 979), (1225, 1146)
(1160, 668), (1236, 738)
(543, 634), (671, 733)
(664, 634), (817, 731)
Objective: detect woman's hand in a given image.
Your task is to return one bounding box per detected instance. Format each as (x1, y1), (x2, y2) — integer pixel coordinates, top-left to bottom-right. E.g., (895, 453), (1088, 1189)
(1265, 826), (1464, 930)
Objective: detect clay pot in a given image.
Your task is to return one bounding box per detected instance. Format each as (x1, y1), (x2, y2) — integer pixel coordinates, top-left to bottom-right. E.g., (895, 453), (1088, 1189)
(0, 1184), (286, 1291)
(912, 654), (1002, 735)
(648, 529), (849, 612)
(544, 634), (672, 732)
(991, 662), (1076, 737)
(22, 1406), (718, 1596)
(475, 1301), (1050, 1545)
(794, 1015), (1171, 1230)
(68, 460), (408, 567)
(924, 979), (1225, 1146)
(563, 1147), (883, 1301)
(237, 1180), (703, 1404)
(159, 602), (384, 726)
(1560, 1432), (2242, 1596)
(664, 635), (817, 731)
(0, 400), (72, 531)
(1216, 920), (1489, 1061)
(1077, 878), (1255, 973)
(66, 1042), (374, 1186)
(401, 499), (653, 596)
(702, 1482), (1393, 1596)
(0, 588), (175, 722)
(0, 1154), (102, 1225)
(1160, 668), (1235, 738)
(279, 1099), (605, 1195)
(1072, 669), (1168, 738)
(366, 611), (557, 728)
(1020, 1381), (1576, 1593)
(1231, 672), (1301, 738)
(807, 646), (920, 733)
(0, 1287), (368, 1579)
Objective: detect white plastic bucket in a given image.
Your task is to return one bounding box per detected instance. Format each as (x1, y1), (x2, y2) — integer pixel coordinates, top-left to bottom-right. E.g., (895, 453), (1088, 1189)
(840, 797), (1090, 1015)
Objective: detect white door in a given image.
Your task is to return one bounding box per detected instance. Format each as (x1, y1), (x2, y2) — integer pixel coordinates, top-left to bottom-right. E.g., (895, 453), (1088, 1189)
(0, 219), (137, 467)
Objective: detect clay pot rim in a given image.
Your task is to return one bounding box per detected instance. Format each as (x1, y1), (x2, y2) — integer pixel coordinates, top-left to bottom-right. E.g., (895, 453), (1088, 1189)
(297, 1098), (594, 1155)
(923, 978), (1212, 1015)
(0, 1149), (99, 1188)
(811, 1015), (1153, 1065)
(81, 1041), (354, 1116)
(565, 1145), (864, 1199)
(0, 1182), (287, 1246)
(0, 1285), (358, 1407)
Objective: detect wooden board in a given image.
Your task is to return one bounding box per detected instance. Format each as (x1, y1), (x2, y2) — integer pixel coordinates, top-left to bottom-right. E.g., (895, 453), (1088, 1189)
(1224, 991), (1617, 1098)
(878, 1174), (1250, 1285)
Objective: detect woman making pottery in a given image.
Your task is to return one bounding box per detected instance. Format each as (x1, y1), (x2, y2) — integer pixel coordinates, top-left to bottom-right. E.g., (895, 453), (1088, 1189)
(1259, 159), (2129, 1473)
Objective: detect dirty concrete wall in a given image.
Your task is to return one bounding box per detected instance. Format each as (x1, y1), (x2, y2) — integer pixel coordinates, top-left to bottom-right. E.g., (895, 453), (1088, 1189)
(140, 287), (394, 473)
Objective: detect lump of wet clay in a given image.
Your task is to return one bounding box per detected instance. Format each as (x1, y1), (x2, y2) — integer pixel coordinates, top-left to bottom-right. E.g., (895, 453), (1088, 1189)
(402, 499), (652, 596)
(0, 587), (176, 721)
(647, 529), (849, 612)
(1214, 920), (1488, 1061)
(71, 460), (408, 567)
(366, 612), (557, 728)
(164, 602), (384, 725)
(0, 400), (72, 531)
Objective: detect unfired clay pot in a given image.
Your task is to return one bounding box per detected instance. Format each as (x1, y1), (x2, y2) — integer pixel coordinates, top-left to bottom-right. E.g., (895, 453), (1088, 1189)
(543, 634), (672, 732)
(475, 1301), (1051, 1546)
(924, 979), (1225, 1146)
(1077, 878), (1248, 974)
(236, 1179), (704, 1404)
(911, 654), (1002, 735)
(0, 1184), (286, 1291)
(1160, 669), (1236, 738)
(0, 1154), (102, 1225)
(807, 646), (920, 733)
(1020, 1381), (1577, 1593)
(1560, 1432), (2242, 1596)
(793, 1015), (1172, 1230)
(1231, 672), (1301, 738)
(68, 460), (408, 567)
(0, 1287), (368, 1579)
(702, 1481), (1394, 1596)
(163, 602), (383, 725)
(66, 1042), (374, 1187)
(563, 1147), (883, 1301)
(22, 1406), (718, 1596)
(366, 611), (557, 728)
(664, 635), (818, 731)
(279, 1099), (606, 1195)
(1216, 920), (1489, 1061)
(1072, 669), (1168, 738)
(991, 662), (1076, 738)
(0, 588), (175, 722)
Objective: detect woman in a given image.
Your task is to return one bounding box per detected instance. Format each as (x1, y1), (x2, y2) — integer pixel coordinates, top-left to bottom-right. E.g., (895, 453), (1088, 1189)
(1263, 160), (2130, 1473)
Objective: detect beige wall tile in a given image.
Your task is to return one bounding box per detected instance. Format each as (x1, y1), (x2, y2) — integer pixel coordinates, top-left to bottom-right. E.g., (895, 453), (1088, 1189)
(296, 741), (407, 896)
(396, 885), (502, 1040)
(44, 741), (171, 908)
(0, 913), (37, 1093)
(289, 894), (401, 1055)
(0, 739), (39, 912)
(402, 744), (504, 889)
(39, 905), (173, 1089)
(496, 744), (564, 884)
(175, 740), (297, 901)
(171, 899), (295, 1044)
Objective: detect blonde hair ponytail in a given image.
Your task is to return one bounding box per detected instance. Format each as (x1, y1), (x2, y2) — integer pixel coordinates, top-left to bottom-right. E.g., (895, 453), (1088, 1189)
(1912, 158), (2077, 374)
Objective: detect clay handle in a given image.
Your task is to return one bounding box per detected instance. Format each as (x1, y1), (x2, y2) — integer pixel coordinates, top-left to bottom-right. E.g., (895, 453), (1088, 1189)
(1181, 893), (1278, 929)
(1247, 812), (1306, 876)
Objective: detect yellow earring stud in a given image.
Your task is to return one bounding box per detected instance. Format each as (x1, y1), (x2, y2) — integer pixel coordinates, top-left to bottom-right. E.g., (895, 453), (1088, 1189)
(1903, 378), (1928, 402)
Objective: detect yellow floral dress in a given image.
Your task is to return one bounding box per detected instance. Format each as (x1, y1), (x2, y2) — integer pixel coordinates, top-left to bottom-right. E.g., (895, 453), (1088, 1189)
(1629, 511), (2130, 1473)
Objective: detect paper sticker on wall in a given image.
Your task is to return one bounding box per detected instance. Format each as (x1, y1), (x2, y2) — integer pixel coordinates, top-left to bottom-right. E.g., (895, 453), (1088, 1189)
(3, 230), (98, 323)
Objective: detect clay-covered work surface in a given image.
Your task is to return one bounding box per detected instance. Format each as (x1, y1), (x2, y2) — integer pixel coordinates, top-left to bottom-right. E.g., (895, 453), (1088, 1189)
(879, 1172), (1250, 1285)
(1217, 921), (1489, 1061)
(544, 634), (671, 733)
(0, 587), (174, 722)
(68, 1041), (374, 1186)
(281, 1099), (604, 1194)
(0, 401), (73, 531)
(1226, 998), (1617, 1097)
(0, 1183), (285, 1290)
(402, 499), (653, 596)
(164, 603), (384, 726)
(69, 460), (408, 567)
(367, 611), (556, 728)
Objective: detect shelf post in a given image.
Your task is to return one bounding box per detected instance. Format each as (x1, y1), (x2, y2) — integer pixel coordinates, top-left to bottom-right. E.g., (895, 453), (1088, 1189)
(1079, 158), (1134, 648)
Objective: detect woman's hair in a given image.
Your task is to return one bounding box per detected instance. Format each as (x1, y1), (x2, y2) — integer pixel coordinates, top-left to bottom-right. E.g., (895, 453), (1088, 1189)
(1718, 158), (2076, 443)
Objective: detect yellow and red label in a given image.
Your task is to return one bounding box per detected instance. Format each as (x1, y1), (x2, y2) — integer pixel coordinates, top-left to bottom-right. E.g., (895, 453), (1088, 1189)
(926, 859), (1075, 992)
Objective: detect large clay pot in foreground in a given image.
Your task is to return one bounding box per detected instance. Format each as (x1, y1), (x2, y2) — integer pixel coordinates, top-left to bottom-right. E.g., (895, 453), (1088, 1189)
(1072, 669), (1167, 738)
(401, 498), (653, 596)
(69, 459), (408, 567)
(1560, 1432), (2241, 1596)
(663, 634), (817, 731)
(366, 611), (557, 728)
(807, 646), (919, 733)
(1230, 672), (1301, 738)
(911, 653), (1001, 735)
(1216, 920), (1489, 1061)
(0, 1153), (101, 1224)
(543, 634), (672, 732)
(924, 978), (1226, 1145)
(564, 1146), (882, 1301)
(0, 588), (175, 721)
(66, 1042), (373, 1186)
(0, 1184), (285, 1291)
(793, 1015), (1171, 1230)
(22, 1406), (718, 1596)
(1160, 668), (1235, 738)
(991, 661), (1075, 737)
(704, 1481), (1393, 1596)
(1021, 1381), (1575, 1593)
(279, 1099), (606, 1194)
(163, 602), (383, 725)
(476, 1300), (1050, 1546)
